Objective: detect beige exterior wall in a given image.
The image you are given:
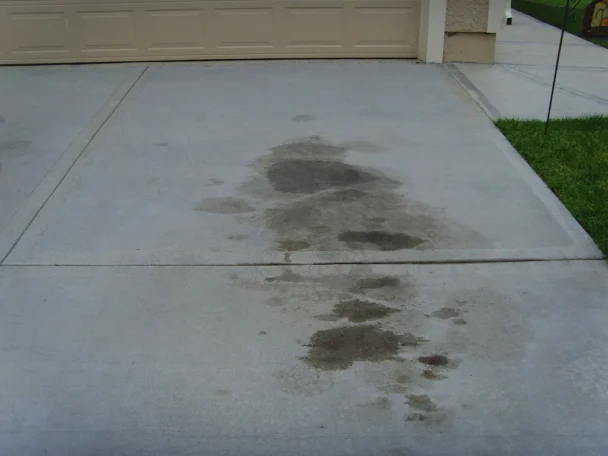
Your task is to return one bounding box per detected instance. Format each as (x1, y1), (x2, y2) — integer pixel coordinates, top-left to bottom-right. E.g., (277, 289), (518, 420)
(445, 0), (489, 32)
(443, 31), (495, 63)
(442, 0), (500, 63)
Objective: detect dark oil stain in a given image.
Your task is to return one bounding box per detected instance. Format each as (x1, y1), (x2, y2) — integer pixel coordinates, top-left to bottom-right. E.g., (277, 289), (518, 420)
(303, 325), (400, 370)
(407, 395), (437, 412)
(406, 413), (427, 422)
(396, 374), (410, 384)
(265, 269), (304, 283)
(339, 140), (388, 154)
(269, 136), (347, 159)
(317, 188), (368, 202)
(206, 177), (224, 186)
(228, 234), (249, 241)
(338, 230), (425, 251)
(267, 159), (375, 194)
(453, 317), (467, 326)
(418, 354), (449, 367)
(398, 333), (427, 347)
(431, 307), (460, 319)
(328, 298), (400, 323)
(292, 114), (316, 122)
(154, 142), (168, 147)
(277, 239), (310, 251)
(357, 397), (392, 411)
(194, 197), (255, 214)
(0, 115), (5, 123)
(355, 275), (400, 290)
(259, 331), (267, 335)
(421, 369), (441, 380)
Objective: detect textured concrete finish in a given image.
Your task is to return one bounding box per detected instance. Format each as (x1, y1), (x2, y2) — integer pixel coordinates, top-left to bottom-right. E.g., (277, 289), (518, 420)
(1, 261), (608, 455)
(3, 62), (600, 265)
(451, 11), (608, 119)
(0, 66), (141, 239)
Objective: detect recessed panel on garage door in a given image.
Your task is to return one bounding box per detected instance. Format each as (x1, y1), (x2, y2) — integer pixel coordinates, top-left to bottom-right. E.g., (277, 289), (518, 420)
(76, 9), (137, 55)
(284, 7), (344, 49)
(6, 9), (70, 58)
(141, 7), (206, 54)
(351, 2), (418, 51)
(212, 6), (275, 51)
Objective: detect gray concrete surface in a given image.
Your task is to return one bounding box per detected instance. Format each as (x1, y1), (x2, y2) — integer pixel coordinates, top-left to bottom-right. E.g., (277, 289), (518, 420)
(1, 62), (600, 265)
(2, 261), (608, 455)
(450, 11), (608, 119)
(0, 65), (144, 244)
(1, 59), (608, 456)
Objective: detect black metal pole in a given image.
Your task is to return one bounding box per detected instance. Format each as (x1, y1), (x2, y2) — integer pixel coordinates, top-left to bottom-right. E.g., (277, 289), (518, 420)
(545, 0), (571, 134)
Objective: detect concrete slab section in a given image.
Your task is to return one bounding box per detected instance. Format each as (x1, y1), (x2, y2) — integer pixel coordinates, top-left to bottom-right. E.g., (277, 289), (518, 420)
(451, 63), (608, 119)
(0, 66), (144, 245)
(4, 62), (600, 265)
(1, 260), (608, 455)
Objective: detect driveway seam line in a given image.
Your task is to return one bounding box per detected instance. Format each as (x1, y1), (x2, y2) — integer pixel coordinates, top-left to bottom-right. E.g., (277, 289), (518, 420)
(0, 66), (149, 265)
(0, 257), (604, 267)
(443, 63), (502, 120)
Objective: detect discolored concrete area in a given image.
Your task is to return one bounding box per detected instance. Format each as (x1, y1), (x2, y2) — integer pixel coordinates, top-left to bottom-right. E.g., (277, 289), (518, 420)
(1, 62), (600, 265)
(1, 261), (608, 455)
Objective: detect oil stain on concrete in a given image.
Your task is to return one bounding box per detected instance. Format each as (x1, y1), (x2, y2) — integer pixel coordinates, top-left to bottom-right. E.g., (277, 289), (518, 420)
(236, 135), (484, 253)
(292, 114), (316, 122)
(319, 298), (400, 323)
(302, 325), (400, 370)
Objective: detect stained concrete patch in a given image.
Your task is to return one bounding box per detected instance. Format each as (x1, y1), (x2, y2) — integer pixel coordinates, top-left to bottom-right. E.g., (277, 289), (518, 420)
(431, 308), (460, 319)
(324, 298), (400, 323)
(267, 159), (375, 194)
(292, 114), (316, 122)
(338, 230), (426, 251)
(407, 395), (438, 412)
(194, 197), (255, 214)
(303, 325), (400, 370)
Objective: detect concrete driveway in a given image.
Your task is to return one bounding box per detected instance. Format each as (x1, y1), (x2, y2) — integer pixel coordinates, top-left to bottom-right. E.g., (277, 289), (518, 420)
(1, 61), (607, 456)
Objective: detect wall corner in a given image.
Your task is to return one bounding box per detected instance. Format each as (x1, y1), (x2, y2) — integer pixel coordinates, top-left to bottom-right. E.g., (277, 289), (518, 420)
(418, 0), (447, 63)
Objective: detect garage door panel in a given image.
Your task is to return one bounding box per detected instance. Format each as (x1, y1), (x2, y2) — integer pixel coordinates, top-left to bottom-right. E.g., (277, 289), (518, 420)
(212, 6), (276, 51)
(350, 4), (418, 49)
(0, 0), (420, 63)
(6, 9), (72, 58)
(75, 9), (138, 54)
(140, 7), (206, 54)
(283, 6), (344, 49)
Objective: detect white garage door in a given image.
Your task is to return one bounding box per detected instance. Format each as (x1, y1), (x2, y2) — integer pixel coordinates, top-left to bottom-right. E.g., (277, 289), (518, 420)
(0, 0), (420, 64)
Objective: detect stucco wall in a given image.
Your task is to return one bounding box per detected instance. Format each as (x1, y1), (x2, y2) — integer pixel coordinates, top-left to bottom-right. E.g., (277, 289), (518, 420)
(445, 0), (489, 32)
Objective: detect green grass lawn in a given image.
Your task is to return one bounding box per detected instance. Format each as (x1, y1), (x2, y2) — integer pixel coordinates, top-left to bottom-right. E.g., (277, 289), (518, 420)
(497, 116), (608, 255)
(512, 0), (608, 48)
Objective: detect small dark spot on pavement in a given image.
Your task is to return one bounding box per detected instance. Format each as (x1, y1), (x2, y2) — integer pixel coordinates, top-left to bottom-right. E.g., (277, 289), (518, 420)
(206, 177), (224, 186)
(453, 318), (467, 325)
(277, 239), (309, 251)
(407, 395), (437, 412)
(355, 276), (400, 290)
(154, 142), (168, 147)
(398, 333), (426, 347)
(265, 269), (304, 283)
(338, 230), (425, 251)
(194, 197), (255, 214)
(0, 115), (5, 123)
(259, 331), (267, 335)
(292, 114), (316, 122)
(421, 369), (440, 380)
(267, 159), (375, 194)
(270, 137), (347, 158)
(303, 325), (400, 370)
(328, 298), (400, 323)
(418, 354), (449, 367)
(431, 308), (460, 319)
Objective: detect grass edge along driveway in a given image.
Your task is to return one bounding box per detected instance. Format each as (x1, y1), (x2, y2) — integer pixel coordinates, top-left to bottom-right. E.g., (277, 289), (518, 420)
(497, 116), (608, 255)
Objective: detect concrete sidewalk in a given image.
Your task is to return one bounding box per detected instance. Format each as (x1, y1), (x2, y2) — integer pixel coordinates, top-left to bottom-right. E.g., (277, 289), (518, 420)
(450, 10), (608, 119)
